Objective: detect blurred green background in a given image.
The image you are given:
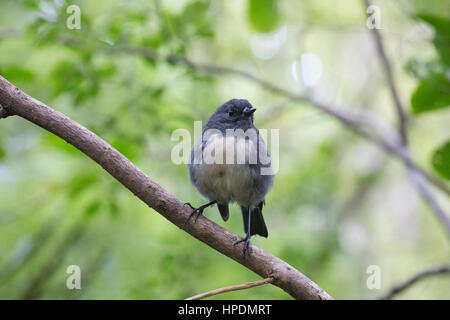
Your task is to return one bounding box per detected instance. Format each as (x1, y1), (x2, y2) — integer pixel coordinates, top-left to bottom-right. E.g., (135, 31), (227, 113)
(0, 0), (449, 299)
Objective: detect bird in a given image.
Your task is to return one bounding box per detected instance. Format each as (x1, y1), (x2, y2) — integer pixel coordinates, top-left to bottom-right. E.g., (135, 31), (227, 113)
(187, 99), (274, 256)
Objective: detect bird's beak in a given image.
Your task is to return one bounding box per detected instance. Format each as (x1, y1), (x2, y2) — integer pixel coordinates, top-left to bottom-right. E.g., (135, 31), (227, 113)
(243, 107), (256, 116)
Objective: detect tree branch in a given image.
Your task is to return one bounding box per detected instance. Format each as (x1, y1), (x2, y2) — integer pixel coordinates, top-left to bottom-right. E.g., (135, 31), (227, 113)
(0, 75), (332, 300)
(185, 277), (273, 300)
(362, 0), (450, 236)
(0, 103), (10, 118)
(380, 265), (450, 300)
(364, 0), (408, 145)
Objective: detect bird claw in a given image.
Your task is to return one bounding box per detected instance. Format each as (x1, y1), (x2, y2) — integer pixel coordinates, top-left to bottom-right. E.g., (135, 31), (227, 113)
(234, 235), (252, 258)
(184, 207), (203, 226)
(184, 202), (195, 210)
(184, 200), (216, 226)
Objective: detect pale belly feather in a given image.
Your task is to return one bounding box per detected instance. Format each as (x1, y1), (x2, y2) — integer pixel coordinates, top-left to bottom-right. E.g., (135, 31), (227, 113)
(191, 134), (258, 206)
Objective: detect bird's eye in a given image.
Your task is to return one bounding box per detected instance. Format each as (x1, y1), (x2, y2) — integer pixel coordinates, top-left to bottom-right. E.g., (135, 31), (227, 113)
(228, 111), (234, 117)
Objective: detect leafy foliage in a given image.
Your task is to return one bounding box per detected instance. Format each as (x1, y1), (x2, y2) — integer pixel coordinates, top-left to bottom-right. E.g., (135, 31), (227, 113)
(409, 13), (450, 115)
(411, 73), (450, 114)
(247, 0), (280, 32)
(409, 12), (450, 179)
(432, 140), (450, 180)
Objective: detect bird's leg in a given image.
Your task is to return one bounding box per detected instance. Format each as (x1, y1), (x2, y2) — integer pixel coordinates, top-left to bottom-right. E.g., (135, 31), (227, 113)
(234, 233), (251, 258)
(234, 207), (252, 257)
(184, 200), (217, 225)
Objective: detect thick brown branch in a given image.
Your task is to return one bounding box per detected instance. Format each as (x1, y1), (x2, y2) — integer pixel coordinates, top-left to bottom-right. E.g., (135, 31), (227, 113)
(0, 104), (10, 118)
(0, 75), (332, 300)
(185, 277), (273, 300)
(380, 265), (450, 300)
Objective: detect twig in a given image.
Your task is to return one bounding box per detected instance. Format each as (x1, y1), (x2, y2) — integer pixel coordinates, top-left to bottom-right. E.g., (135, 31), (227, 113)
(185, 277), (274, 300)
(364, 0), (408, 145)
(363, 0), (450, 236)
(407, 164), (450, 235)
(0, 75), (332, 300)
(380, 265), (450, 300)
(109, 45), (308, 102)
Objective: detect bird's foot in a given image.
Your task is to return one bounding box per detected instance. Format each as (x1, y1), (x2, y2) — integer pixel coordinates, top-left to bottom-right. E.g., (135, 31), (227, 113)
(184, 201), (215, 225)
(184, 202), (195, 210)
(234, 234), (252, 258)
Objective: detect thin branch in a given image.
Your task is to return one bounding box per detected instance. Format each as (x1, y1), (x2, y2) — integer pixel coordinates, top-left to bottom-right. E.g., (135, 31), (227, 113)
(185, 277), (274, 300)
(424, 172), (450, 198)
(362, 0), (450, 236)
(407, 164), (450, 235)
(0, 75), (332, 300)
(380, 265), (450, 300)
(109, 45), (308, 103)
(363, 0), (408, 145)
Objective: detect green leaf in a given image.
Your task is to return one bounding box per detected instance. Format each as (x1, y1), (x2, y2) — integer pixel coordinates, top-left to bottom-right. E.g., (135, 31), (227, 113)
(432, 140), (450, 180)
(411, 73), (450, 114)
(248, 0), (280, 32)
(85, 201), (102, 217)
(143, 32), (165, 49)
(1, 67), (34, 82)
(417, 14), (450, 66)
(0, 144), (5, 159)
(182, 1), (210, 22)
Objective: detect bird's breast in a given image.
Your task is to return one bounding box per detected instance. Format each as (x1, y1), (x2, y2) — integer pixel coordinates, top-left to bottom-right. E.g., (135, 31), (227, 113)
(191, 133), (258, 205)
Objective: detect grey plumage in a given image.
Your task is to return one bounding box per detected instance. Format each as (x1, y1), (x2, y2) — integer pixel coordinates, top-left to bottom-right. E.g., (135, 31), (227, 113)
(188, 99), (274, 240)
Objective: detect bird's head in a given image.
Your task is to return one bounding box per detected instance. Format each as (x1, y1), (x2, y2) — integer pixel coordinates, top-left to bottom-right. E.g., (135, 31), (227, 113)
(205, 99), (257, 132)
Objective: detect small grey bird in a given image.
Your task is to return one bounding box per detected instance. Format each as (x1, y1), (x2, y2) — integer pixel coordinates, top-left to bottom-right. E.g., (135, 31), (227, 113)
(187, 99), (274, 255)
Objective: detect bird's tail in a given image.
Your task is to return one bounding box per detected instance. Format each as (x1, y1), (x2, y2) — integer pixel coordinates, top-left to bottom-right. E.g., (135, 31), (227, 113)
(241, 202), (268, 238)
